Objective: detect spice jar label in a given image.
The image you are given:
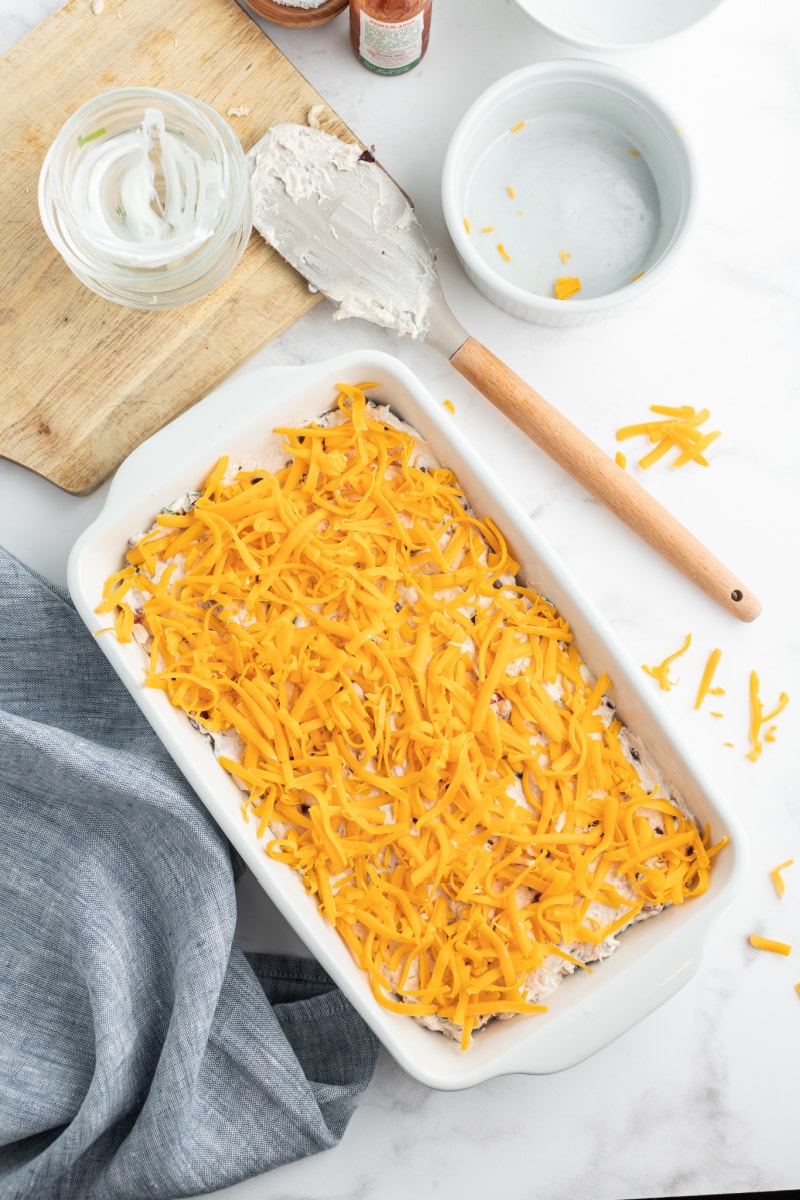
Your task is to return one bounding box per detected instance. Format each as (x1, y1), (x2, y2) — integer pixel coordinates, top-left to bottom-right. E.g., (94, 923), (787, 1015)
(357, 12), (424, 73)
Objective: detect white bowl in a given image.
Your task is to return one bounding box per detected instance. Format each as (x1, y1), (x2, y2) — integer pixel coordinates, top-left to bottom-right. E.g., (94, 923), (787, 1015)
(441, 60), (696, 326)
(68, 352), (743, 1090)
(515, 0), (727, 50)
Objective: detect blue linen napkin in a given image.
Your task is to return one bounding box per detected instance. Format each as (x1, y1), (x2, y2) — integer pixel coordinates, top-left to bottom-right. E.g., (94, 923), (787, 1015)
(0, 545), (379, 1200)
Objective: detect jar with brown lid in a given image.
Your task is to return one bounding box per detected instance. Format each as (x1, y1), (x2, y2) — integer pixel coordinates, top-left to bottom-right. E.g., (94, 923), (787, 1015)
(349, 1), (432, 75)
(246, 0), (348, 29)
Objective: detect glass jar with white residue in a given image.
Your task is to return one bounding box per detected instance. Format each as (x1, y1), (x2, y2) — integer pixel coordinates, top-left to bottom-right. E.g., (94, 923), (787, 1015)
(38, 87), (253, 309)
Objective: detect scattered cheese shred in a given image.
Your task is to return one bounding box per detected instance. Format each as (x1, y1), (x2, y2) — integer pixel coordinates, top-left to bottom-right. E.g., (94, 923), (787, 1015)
(615, 451), (626, 470)
(497, 243), (511, 262)
(630, 270), (645, 282)
(616, 405), (721, 469)
(463, 216), (471, 234)
(100, 385), (723, 1049)
(506, 185), (516, 198)
(747, 671), (790, 763)
(442, 399), (455, 414)
(510, 121), (525, 133)
(559, 249), (572, 264)
(770, 859), (794, 899)
(694, 648), (724, 711)
(554, 276), (581, 300)
(749, 935), (792, 956)
(642, 634), (692, 692)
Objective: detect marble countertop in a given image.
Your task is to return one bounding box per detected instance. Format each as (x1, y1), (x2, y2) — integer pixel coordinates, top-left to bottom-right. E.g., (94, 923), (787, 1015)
(2, 1), (799, 1197)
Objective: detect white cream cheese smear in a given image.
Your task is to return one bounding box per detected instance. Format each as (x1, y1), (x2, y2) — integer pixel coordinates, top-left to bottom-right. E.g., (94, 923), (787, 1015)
(248, 123), (438, 339)
(67, 108), (224, 266)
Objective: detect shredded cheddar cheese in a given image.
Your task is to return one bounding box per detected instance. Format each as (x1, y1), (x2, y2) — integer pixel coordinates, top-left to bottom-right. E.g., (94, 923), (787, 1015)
(497, 243), (511, 262)
(642, 634), (692, 692)
(554, 276), (581, 300)
(770, 859), (794, 899)
(616, 405), (721, 469)
(694, 648), (724, 711)
(99, 385), (724, 1049)
(615, 451), (626, 470)
(442, 399), (456, 415)
(463, 216), (471, 235)
(749, 935), (792, 956)
(747, 671), (789, 763)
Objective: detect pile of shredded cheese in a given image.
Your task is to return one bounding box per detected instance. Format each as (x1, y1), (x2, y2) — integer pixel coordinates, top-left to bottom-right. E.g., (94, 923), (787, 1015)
(642, 637), (789, 760)
(100, 384), (723, 1049)
(616, 405), (721, 469)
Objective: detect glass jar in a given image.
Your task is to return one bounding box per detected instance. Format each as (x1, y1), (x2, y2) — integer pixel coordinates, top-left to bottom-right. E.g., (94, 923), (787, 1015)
(38, 87), (253, 309)
(349, 0), (432, 75)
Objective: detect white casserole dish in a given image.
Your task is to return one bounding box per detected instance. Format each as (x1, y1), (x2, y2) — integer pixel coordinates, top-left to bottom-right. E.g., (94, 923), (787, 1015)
(67, 351), (745, 1090)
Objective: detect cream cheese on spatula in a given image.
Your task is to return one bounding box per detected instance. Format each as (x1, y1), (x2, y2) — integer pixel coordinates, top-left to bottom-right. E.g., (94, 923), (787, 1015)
(248, 123), (439, 339)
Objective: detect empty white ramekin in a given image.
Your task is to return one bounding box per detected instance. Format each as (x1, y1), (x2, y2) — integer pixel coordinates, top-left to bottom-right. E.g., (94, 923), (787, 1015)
(441, 60), (696, 326)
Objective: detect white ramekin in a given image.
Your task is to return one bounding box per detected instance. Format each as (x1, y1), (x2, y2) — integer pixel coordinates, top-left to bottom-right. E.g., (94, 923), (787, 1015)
(514, 0), (727, 51)
(441, 60), (696, 326)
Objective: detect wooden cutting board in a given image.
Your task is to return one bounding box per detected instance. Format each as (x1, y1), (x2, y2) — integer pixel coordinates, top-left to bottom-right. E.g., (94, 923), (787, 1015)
(0, 0), (354, 494)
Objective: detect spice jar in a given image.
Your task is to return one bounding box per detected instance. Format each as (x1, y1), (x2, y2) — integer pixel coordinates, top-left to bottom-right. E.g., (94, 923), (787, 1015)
(349, 0), (432, 75)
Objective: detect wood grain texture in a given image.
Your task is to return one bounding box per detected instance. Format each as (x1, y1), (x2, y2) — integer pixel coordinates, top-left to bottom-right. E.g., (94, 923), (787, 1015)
(0, 0), (353, 493)
(450, 337), (761, 622)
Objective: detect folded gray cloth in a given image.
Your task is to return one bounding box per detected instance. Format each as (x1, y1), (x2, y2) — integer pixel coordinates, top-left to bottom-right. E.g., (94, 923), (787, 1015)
(0, 546), (378, 1200)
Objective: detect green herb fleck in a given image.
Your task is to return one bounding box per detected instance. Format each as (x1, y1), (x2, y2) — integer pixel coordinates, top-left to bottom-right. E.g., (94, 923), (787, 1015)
(77, 126), (107, 148)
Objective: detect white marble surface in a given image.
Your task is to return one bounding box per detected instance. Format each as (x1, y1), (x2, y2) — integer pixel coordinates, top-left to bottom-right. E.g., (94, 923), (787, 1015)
(2, 1), (799, 1197)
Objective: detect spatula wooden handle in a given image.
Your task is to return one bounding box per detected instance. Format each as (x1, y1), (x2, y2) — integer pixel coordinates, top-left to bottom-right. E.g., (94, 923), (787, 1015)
(450, 337), (761, 622)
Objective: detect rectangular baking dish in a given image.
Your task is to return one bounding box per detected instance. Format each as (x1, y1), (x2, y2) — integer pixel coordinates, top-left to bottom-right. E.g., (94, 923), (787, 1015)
(67, 351), (745, 1090)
